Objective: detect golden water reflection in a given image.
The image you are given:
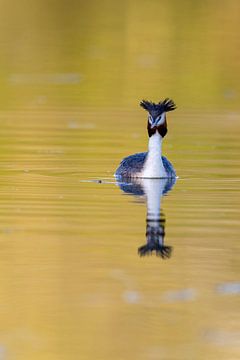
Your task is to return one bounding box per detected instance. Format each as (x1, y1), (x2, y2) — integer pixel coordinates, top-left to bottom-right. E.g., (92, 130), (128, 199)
(0, 110), (239, 360)
(0, 1), (239, 109)
(117, 178), (176, 258)
(0, 0), (239, 359)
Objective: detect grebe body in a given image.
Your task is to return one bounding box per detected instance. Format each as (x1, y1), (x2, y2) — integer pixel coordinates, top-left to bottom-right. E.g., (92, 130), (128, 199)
(115, 98), (177, 179)
(115, 151), (176, 179)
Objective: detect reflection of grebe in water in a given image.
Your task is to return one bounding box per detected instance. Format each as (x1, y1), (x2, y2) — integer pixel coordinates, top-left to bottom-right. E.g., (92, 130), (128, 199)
(115, 98), (177, 179)
(117, 177), (176, 258)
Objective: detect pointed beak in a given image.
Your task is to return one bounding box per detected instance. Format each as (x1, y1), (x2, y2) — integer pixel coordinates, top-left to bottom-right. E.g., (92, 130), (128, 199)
(150, 120), (159, 129)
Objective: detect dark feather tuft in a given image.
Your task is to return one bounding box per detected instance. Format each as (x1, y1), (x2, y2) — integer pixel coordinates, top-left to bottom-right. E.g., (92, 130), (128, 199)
(160, 98), (177, 112)
(140, 100), (155, 112)
(140, 98), (176, 116)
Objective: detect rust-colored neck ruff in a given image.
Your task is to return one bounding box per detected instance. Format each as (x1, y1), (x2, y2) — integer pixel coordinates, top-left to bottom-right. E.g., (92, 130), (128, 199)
(147, 120), (168, 138)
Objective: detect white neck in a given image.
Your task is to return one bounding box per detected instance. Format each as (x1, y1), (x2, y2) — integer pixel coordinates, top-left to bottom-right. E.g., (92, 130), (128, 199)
(141, 132), (167, 178)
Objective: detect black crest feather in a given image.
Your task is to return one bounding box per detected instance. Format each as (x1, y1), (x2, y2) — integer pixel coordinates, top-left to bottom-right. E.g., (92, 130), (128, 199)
(140, 98), (176, 116)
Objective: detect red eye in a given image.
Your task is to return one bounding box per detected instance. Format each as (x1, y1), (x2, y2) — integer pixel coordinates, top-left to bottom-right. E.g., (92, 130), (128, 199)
(148, 116), (153, 124)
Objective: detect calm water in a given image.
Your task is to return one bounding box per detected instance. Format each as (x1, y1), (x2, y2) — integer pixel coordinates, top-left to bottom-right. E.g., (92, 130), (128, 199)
(0, 1), (239, 360)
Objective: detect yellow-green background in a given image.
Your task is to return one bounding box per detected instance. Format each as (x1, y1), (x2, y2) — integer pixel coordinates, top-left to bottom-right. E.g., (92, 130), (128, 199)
(0, 1), (239, 359)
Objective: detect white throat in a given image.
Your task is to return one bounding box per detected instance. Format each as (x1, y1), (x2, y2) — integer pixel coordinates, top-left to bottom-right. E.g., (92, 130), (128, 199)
(141, 132), (167, 178)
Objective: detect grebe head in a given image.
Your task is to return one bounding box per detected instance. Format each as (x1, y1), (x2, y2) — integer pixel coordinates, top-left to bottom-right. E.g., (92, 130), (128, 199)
(140, 98), (176, 138)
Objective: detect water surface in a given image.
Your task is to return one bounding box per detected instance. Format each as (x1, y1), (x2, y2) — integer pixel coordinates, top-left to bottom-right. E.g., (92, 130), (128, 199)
(0, 1), (239, 359)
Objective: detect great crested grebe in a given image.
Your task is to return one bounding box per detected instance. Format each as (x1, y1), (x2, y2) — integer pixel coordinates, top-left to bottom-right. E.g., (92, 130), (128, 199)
(115, 98), (177, 179)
